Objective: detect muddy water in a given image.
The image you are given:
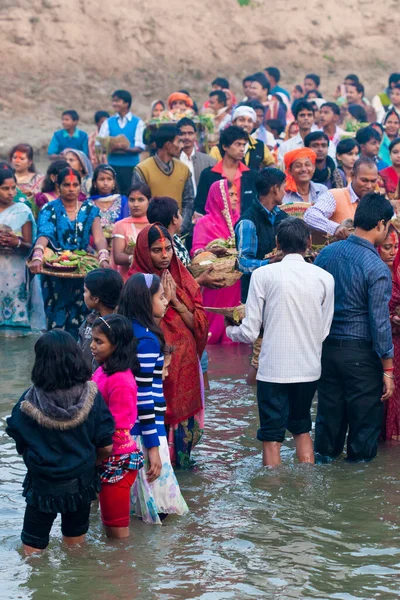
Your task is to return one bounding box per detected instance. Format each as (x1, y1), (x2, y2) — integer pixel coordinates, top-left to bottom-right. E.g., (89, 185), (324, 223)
(0, 340), (399, 600)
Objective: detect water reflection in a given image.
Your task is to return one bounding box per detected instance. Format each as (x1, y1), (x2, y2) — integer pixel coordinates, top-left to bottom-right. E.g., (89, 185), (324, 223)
(0, 340), (400, 599)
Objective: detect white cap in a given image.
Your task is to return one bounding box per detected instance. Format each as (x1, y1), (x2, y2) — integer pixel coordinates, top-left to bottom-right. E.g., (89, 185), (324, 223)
(232, 106), (257, 123)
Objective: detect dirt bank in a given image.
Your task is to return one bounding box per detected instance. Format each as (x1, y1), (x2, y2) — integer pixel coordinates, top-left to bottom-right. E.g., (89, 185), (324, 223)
(0, 0), (398, 152)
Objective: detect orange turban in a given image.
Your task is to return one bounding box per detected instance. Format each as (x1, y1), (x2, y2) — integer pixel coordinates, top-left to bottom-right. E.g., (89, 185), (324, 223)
(284, 148), (317, 193)
(167, 92), (194, 110)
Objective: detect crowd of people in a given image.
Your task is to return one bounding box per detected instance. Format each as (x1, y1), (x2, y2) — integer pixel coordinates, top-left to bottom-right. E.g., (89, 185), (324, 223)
(2, 66), (400, 554)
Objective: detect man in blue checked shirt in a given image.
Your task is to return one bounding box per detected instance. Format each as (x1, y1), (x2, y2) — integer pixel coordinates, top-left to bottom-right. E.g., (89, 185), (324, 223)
(235, 167), (288, 302)
(314, 192), (395, 462)
(234, 167), (288, 385)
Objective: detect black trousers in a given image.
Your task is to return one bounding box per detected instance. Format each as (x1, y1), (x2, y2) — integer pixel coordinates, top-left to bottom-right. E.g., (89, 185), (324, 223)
(314, 340), (384, 462)
(112, 166), (135, 197)
(21, 503), (91, 549)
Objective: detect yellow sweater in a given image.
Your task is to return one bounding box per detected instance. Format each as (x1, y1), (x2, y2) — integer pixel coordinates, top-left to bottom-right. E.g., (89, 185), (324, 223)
(135, 157), (190, 208)
(209, 136), (275, 168)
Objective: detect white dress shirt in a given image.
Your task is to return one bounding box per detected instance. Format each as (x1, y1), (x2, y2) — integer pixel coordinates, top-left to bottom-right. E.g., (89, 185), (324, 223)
(226, 254), (335, 383)
(180, 148), (197, 195)
(278, 133), (337, 166)
(97, 111), (145, 150)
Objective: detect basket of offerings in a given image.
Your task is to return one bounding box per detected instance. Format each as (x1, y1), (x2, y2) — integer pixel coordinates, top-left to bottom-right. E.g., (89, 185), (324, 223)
(280, 202), (311, 218)
(188, 252), (242, 287)
(34, 249), (100, 278)
(205, 237), (237, 257)
(204, 304), (246, 323)
(125, 238), (136, 255)
(96, 134), (130, 154)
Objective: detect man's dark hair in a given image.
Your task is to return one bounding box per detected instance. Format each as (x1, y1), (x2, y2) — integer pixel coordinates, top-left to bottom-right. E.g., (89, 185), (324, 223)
(305, 90), (323, 100)
(177, 117), (197, 132)
(265, 67), (281, 83)
(294, 84), (304, 94)
(304, 131), (330, 146)
(212, 77), (229, 89)
(353, 193), (394, 231)
(255, 167), (286, 196)
(242, 75), (253, 85)
(345, 74), (359, 84)
(112, 89), (132, 108)
(62, 109), (79, 121)
(389, 137), (400, 153)
(265, 118), (284, 137)
(305, 73), (321, 87)
(321, 102), (341, 117)
(209, 90), (227, 106)
(348, 104), (368, 123)
(293, 100), (315, 119)
(389, 73), (400, 86)
(94, 110), (110, 124)
(356, 126), (381, 145)
(250, 72), (270, 92)
(84, 268), (123, 310)
(147, 196), (180, 228)
(154, 124), (181, 150)
(393, 83), (400, 92)
(352, 156), (378, 175)
(245, 99), (265, 113)
(336, 138), (360, 156)
(276, 217), (310, 254)
(348, 81), (364, 96)
(31, 330), (91, 391)
(220, 125), (248, 151)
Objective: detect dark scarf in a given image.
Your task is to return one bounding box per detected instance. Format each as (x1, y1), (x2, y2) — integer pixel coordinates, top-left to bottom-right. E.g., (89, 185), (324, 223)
(313, 155), (344, 188)
(21, 381), (97, 430)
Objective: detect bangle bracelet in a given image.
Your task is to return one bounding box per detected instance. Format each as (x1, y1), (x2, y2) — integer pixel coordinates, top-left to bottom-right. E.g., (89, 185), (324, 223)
(16, 238), (22, 248)
(33, 244), (45, 252)
(384, 368), (394, 372)
(383, 372), (394, 380)
(174, 304), (187, 314)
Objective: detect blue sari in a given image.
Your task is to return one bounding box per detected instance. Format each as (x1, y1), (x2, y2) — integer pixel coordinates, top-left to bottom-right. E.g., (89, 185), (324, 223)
(36, 199), (100, 338)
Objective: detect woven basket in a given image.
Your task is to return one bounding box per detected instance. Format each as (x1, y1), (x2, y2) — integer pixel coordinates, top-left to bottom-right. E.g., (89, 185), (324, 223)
(280, 202), (311, 218)
(205, 304), (245, 322)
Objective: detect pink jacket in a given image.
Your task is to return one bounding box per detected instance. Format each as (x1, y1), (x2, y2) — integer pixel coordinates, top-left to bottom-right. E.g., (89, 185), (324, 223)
(92, 367), (138, 455)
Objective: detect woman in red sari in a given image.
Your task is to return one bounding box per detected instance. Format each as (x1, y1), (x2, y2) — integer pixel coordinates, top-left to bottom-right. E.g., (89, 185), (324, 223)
(379, 138), (400, 200)
(192, 179), (241, 344)
(379, 225), (400, 440)
(129, 223), (209, 467)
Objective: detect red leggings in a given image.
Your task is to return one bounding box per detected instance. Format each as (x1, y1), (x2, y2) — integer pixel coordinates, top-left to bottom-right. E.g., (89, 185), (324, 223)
(99, 470), (137, 528)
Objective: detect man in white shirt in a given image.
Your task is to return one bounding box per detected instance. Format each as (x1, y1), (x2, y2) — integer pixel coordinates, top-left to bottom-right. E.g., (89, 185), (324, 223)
(278, 100), (336, 166)
(178, 117), (216, 195)
(226, 218), (334, 467)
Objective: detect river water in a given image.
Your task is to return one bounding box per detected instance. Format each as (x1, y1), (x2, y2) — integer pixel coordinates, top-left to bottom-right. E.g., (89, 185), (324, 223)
(0, 340), (399, 600)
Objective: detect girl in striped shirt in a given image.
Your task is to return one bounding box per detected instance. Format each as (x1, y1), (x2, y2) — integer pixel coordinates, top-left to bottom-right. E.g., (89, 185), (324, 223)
(119, 273), (189, 524)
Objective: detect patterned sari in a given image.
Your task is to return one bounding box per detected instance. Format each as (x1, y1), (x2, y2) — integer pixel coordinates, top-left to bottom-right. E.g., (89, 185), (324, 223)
(0, 203), (44, 335)
(36, 198), (100, 339)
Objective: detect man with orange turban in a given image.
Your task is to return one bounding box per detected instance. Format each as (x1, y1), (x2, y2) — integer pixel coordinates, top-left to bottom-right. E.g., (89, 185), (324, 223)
(282, 147), (328, 204)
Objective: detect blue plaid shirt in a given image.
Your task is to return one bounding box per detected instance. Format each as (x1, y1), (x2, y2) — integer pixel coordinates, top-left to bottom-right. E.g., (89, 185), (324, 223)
(235, 204), (280, 274)
(314, 235), (393, 359)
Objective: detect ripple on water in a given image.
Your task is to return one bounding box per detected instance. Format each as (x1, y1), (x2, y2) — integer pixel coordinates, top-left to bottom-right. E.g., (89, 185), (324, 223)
(0, 342), (400, 599)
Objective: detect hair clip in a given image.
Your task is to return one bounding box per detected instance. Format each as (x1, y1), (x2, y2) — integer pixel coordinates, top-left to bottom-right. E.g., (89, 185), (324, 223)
(99, 316), (112, 330)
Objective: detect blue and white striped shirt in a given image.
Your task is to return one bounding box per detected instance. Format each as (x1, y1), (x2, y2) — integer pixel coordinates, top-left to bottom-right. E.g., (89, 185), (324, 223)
(315, 235), (394, 359)
(131, 320), (166, 447)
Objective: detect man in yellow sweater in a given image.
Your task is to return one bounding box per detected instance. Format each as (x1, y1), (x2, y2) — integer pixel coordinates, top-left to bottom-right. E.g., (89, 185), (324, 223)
(131, 125), (194, 234)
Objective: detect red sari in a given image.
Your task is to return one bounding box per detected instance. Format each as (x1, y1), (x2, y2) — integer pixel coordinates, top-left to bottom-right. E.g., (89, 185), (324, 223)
(380, 166), (399, 199)
(129, 225), (209, 427)
(383, 250), (400, 440)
